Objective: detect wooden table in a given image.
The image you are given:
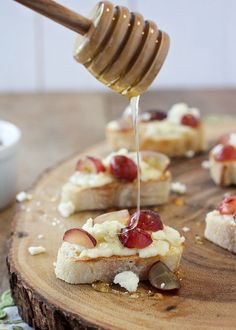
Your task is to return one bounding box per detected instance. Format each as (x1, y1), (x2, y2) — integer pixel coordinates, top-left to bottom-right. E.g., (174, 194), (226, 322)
(0, 89), (235, 295)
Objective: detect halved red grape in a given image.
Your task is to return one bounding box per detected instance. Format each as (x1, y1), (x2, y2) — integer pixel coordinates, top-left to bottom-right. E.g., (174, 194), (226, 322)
(76, 156), (106, 173)
(181, 114), (200, 128)
(63, 228), (97, 248)
(129, 210), (164, 232)
(141, 110), (167, 122)
(214, 145), (236, 162)
(218, 195), (236, 215)
(119, 227), (152, 249)
(110, 155), (137, 182)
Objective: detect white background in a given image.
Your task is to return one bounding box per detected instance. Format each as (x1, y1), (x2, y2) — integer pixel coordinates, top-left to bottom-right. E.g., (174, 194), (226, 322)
(1, 0), (236, 93)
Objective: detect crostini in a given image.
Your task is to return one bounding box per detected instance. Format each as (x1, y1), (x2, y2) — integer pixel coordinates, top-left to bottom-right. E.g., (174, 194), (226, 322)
(209, 133), (236, 186)
(55, 209), (184, 287)
(106, 103), (206, 157)
(204, 195), (236, 253)
(58, 149), (171, 217)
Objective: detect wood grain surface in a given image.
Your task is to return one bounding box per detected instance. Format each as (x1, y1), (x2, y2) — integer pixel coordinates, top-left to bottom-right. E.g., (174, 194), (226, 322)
(1, 90), (236, 329)
(7, 117), (236, 329)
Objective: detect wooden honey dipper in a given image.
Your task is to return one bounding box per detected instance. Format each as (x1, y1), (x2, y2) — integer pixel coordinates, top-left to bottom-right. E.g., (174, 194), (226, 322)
(14, 0), (170, 97)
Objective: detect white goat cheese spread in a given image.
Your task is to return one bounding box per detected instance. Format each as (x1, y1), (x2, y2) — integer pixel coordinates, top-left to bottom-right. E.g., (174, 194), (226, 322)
(69, 172), (113, 188)
(168, 103), (200, 125)
(206, 210), (236, 226)
(61, 218), (185, 260)
(113, 271), (139, 292)
(143, 120), (191, 139)
(68, 149), (163, 188)
(107, 120), (121, 130)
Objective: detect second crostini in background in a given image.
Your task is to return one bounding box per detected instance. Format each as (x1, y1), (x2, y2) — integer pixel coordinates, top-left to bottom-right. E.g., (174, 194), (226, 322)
(106, 103), (207, 157)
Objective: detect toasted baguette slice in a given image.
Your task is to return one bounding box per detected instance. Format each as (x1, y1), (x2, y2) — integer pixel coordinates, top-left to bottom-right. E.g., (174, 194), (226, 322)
(106, 103), (206, 157)
(204, 210), (236, 254)
(55, 209), (184, 284)
(58, 150), (171, 216)
(55, 244), (183, 284)
(59, 171), (171, 213)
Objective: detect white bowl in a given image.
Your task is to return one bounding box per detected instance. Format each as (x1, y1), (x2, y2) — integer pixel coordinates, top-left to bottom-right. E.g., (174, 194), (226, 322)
(0, 120), (21, 209)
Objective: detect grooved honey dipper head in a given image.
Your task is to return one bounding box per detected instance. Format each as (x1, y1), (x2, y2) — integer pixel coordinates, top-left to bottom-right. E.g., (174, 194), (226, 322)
(74, 1), (170, 98)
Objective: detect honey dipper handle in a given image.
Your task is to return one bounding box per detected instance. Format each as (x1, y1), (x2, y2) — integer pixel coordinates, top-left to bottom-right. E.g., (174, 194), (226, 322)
(14, 0), (92, 35)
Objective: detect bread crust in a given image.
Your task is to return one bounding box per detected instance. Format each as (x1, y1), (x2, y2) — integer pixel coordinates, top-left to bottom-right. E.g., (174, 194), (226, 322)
(106, 123), (206, 157)
(209, 153), (236, 186)
(204, 212), (236, 253)
(60, 171), (171, 212)
(55, 244), (183, 284)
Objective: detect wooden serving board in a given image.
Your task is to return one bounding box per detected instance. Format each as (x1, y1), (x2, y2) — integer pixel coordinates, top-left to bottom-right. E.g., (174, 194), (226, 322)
(7, 121), (236, 330)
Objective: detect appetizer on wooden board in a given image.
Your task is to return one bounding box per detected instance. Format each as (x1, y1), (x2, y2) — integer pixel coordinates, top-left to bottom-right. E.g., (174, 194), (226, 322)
(58, 149), (171, 216)
(106, 103), (207, 157)
(209, 133), (236, 186)
(205, 195), (236, 253)
(55, 209), (184, 290)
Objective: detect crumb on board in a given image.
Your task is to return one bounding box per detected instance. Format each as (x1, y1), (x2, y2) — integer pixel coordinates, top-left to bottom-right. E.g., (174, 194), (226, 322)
(28, 246), (46, 255)
(16, 191), (32, 202)
(185, 150), (195, 158)
(201, 160), (210, 169)
(171, 182), (187, 195)
(181, 226), (190, 233)
(37, 234), (44, 240)
(58, 201), (75, 218)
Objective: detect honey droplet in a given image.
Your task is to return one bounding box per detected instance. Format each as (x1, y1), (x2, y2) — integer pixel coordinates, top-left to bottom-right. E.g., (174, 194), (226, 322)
(174, 197), (185, 206)
(195, 235), (204, 245)
(92, 282), (110, 293)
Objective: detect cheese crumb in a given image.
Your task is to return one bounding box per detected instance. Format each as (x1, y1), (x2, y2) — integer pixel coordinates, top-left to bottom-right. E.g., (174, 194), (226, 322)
(229, 133), (236, 147)
(171, 182), (187, 194)
(16, 191), (32, 202)
(185, 150), (195, 158)
(58, 201), (75, 218)
(113, 271), (139, 292)
(28, 246), (46, 255)
(37, 234), (44, 240)
(181, 226), (190, 233)
(160, 282), (166, 289)
(201, 160), (210, 169)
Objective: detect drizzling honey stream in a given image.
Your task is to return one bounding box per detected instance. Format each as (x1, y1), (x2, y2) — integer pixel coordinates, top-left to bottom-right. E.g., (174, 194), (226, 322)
(130, 96), (141, 215)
